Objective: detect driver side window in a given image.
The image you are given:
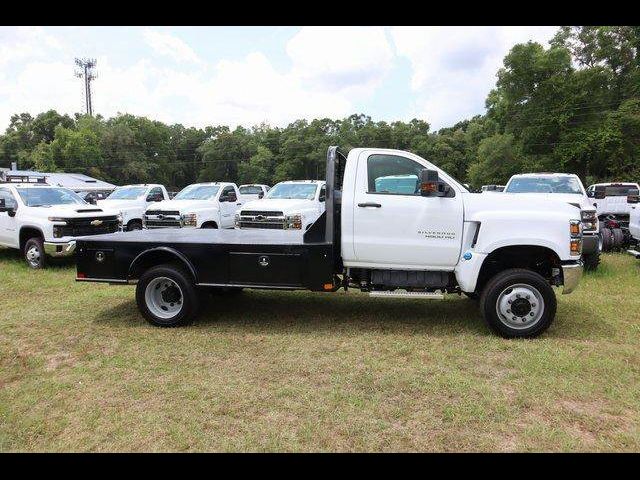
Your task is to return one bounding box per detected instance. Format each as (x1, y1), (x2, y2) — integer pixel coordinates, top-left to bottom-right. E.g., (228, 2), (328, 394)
(367, 154), (425, 196)
(220, 186), (235, 199)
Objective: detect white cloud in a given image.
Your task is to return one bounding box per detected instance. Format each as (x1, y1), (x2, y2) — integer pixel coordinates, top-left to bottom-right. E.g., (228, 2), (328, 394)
(143, 29), (202, 64)
(390, 26), (558, 129)
(0, 26), (63, 67)
(286, 26), (394, 97)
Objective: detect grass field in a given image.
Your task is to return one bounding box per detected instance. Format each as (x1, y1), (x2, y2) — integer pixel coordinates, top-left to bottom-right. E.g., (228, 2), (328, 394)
(1, 247), (639, 452)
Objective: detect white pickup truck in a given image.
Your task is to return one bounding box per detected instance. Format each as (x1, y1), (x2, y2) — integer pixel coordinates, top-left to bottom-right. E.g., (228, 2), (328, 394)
(503, 173), (601, 271)
(143, 182), (243, 229)
(97, 184), (170, 231)
(235, 180), (326, 232)
(75, 147), (584, 338)
(0, 183), (121, 268)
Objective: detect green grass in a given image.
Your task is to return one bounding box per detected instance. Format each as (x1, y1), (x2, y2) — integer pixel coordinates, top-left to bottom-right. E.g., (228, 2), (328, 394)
(1, 247), (639, 451)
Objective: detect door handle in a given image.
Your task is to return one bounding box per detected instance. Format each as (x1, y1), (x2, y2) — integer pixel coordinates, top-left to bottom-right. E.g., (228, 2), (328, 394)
(236, 203), (242, 205)
(358, 202), (382, 208)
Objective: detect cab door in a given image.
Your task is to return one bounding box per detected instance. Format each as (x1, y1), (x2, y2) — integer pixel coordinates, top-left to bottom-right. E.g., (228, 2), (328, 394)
(351, 151), (464, 269)
(0, 188), (19, 247)
(218, 185), (240, 228)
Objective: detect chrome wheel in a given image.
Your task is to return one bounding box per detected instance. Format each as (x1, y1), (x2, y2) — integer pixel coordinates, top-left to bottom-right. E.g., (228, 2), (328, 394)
(26, 245), (41, 268)
(144, 277), (183, 319)
(495, 283), (545, 330)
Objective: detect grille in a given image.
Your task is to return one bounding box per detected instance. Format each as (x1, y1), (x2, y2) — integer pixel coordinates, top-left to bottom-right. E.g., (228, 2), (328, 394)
(237, 210), (285, 230)
(146, 210), (180, 216)
(58, 216), (119, 237)
(240, 210), (283, 216)
(144, 210), (183, 228)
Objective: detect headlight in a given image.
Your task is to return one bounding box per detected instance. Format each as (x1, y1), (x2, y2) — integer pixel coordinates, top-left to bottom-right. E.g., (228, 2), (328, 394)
(53, 225), (63, 238)
(48, 217), (67, 224)
(581, 210), (598, 232)
(182, 212), (197, 227)
(234, 213), (240, 228)
(284, 213), (302, 230)
(570, 220), (582, 256)
(117, 213), (123, 230)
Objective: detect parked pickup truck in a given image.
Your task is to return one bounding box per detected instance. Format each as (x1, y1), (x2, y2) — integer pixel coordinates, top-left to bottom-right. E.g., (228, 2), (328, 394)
(143, 182), (243, 230)
(75, 147), (584, 338)
(504, 173), (601, 271)
(238, 184), (270, 201)
(97, 184), (169, 231)
(0, 183), (120, 268)
(626, 188), (640, 259)
(235, 180), (326, 232)
(587, 182), (640, 251)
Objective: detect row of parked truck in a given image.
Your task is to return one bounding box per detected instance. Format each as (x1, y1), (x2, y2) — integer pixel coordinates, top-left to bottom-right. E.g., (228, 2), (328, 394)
(1, 146), (638, 338)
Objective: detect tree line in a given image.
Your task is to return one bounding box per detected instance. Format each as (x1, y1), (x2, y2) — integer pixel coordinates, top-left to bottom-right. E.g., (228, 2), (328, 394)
(1, 26), (638, 191)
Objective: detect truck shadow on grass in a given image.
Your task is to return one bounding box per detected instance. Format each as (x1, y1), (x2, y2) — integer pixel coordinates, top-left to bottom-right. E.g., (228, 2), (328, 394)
(93, 289), (608, 339)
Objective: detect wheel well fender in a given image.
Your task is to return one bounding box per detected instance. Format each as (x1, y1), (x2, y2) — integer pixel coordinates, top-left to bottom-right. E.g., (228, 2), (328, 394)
(19, 226), (44, 250)
(128, 247), (197, 282)
(475, 245), (561, 294)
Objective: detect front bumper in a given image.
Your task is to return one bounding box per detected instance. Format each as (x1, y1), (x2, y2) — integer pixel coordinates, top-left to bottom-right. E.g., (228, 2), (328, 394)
(582, 232), (600, 254)
(561, 262), (583, 294)
(44, 240), (76, 257)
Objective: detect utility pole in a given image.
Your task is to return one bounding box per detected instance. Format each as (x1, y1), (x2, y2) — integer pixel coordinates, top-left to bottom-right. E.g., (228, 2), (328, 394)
(74, 58), (97, 116)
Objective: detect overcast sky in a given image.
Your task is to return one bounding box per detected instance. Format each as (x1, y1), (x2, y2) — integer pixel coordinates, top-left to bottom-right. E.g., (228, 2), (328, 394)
(0, 26), (558, 132)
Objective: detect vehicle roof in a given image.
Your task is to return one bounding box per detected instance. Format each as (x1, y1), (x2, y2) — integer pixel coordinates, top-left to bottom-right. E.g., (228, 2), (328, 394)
(116, 184), (164, 188)
(589, 182), (639, 187)
(239, 184), (269, 187)
(510, 173), (578, 178)
(275, 180), (325, 184)
(2, 182), (69, 189)
(184, 182), (235, 186)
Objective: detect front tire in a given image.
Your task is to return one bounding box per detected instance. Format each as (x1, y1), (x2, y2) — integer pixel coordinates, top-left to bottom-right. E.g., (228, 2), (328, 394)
(480, 268), (557, 338)
(582, 249), (601, 272)
(136, 264), (199, 327)
(24, 237), (46, 269)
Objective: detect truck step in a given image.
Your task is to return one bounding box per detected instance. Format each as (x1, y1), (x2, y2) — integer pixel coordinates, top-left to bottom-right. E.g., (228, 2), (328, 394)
(369, 290), (445, 299)
(627, 249), (640, 259)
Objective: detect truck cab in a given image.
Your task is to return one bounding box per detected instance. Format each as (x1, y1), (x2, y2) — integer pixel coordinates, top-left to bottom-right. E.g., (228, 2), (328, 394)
(503, 173), (601, 271)
(0, 183), (120, 268)
(143, 182), (242, 230)
(75, 147), (583, 338)
(235, 180), (326, 232)
(98, 184), (169, 231)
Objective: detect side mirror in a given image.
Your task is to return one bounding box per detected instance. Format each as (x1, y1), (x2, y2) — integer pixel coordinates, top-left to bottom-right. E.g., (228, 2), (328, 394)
(146, 194), (162, 202)
(0, 199), (16, 217)
(594, 185), (606, 200)
(627, 188), (639, 204)
(587, 190), (595, 198)
(226, 192), (237, 202)
(258, 191), (264, 199)
(420, 169), (447, 197)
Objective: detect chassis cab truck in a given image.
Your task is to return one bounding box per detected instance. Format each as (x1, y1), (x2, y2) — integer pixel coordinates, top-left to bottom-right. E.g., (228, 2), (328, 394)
(75, 147), (584, 338)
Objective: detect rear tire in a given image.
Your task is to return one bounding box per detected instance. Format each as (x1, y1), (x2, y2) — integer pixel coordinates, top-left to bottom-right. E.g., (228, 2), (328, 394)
(480, 268), (556, 338)
(24, 237), (46, 269)
(612, 228), (624, 250)
(601, 227), (613, 252)
(136, 264), (199, 327)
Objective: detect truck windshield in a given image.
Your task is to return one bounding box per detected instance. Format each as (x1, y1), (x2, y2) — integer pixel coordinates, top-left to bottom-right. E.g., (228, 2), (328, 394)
(17, 187), (86, 207)
(239, 186), (263, 194)
(266, 183), (317, 200)
(107, 186), (147, 200)
(506, 177), (583, 194)
(174, 185), (220, 200)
